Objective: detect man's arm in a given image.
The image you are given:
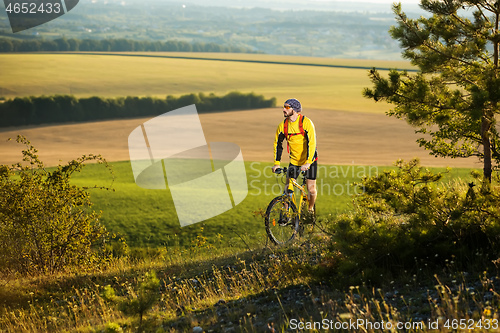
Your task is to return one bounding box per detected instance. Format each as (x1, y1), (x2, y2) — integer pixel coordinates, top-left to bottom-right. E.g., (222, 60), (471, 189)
(304, 117), (317, 165)
(273, 122), (285, 172)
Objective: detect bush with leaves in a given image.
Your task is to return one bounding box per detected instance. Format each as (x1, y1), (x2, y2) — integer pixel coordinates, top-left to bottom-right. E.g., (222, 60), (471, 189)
(0, 136), (112, 275)
(328, 159), (500, 284)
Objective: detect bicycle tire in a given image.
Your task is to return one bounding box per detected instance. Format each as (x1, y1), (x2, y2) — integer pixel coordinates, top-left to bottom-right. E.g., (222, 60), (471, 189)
(265, 195), (300, 245)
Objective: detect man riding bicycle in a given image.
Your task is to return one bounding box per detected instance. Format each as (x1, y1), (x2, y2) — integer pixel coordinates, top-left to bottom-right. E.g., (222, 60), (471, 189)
(272, 98), (318, 212)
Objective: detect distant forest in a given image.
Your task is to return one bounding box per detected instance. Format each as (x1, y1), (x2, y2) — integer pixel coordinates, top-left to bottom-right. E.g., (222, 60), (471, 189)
(0, 38), (256, 53)
(0, 1), (409, 59)
(0, 92), (276, 128)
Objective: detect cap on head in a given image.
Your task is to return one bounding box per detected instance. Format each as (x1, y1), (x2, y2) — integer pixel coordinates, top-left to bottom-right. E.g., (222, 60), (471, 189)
(284, 98), (301, 113)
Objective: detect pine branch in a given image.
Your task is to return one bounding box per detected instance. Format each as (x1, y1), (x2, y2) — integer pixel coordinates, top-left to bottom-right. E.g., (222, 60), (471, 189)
(395, 7), (477, 69)
(475, 3), (490, 22)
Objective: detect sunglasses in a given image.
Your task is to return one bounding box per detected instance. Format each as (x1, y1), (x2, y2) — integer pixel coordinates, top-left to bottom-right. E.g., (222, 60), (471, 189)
(283, 105), (292, 109)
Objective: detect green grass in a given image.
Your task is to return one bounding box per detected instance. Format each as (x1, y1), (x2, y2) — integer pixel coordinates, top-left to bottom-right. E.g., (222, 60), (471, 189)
(1, 232), (497, 333)
(0, 158), (492, 333)
(70, 160), (477, 249)
(0, 52), (413, 113)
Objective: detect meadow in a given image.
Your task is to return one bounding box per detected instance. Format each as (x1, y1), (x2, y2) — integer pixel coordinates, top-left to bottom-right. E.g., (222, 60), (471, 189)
(0, 156), (491, 333)
(0, 51), (482, 248)
(1, 52), (497, 333)
(0, 52), (414, 113)
(69, 159), (475, 249)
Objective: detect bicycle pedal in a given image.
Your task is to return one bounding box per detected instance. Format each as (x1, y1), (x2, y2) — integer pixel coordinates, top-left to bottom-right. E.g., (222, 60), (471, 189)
(279, 220), (291, 226)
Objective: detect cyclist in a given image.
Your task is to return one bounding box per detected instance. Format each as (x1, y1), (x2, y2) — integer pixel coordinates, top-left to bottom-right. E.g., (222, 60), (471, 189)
(272, 98), (318, 212)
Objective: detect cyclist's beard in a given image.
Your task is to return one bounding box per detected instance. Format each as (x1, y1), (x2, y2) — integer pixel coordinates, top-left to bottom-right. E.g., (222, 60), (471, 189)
(283, 110), (293, 118)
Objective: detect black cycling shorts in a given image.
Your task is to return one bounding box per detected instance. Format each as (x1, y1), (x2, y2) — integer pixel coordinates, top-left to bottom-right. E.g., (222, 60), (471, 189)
(287, 160), (318, 180)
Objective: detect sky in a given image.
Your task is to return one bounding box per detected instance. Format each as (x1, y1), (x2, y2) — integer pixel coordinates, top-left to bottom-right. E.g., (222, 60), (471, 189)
(164, 0), (425, 13)
(355, 0), (420, 2)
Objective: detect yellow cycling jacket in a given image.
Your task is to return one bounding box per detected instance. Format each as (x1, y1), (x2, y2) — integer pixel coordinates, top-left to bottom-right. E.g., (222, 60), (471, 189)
(273, 114), (318, 166)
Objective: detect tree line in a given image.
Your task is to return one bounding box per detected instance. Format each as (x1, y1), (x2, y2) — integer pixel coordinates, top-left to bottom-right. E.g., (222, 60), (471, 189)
(0, 92), (276, 127)
(0, 38), (256, 53)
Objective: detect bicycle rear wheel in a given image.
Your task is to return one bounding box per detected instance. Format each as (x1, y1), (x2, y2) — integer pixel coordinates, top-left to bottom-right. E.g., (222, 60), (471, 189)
(265, 196), (300, 245)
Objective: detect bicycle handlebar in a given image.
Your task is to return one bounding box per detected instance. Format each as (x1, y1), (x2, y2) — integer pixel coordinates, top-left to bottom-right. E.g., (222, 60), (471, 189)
(274, 167), (307, 177)
(274, 167), (287, 175)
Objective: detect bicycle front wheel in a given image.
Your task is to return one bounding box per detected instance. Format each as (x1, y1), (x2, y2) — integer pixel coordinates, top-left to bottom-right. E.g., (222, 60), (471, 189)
(265, 196), (300, 245)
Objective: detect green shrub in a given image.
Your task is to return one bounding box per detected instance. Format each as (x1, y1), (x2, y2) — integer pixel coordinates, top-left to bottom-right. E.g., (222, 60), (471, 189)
(328, 159), (500, 284)
(117, 271), (160, 328)
(103, 322), (123, 333)
(0, 136), (112, 275)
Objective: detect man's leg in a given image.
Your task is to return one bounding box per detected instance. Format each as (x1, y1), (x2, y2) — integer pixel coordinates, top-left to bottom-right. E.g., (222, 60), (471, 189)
(285, 175), (293, 204)
(306, 179), (317, 211)
(305, 160), (318, 211)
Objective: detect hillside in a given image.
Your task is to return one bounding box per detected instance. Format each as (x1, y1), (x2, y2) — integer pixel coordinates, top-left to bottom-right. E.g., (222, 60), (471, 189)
(0, 52), (413, 113)
(1, 50), (498, 333)
(1, 210), (498, 332)
(0, 107), (479, 169)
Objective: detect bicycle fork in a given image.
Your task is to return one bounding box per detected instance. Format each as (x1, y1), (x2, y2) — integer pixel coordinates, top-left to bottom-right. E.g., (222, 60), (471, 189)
(272, 192), (294, 227)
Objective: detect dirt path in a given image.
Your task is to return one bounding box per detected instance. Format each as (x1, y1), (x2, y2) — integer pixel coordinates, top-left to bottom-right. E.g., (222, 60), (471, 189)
(0, 108), (481, 168)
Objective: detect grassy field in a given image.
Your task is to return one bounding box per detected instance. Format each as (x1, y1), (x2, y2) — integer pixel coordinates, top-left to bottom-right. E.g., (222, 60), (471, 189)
(0, 51), (482, 247)
(70, 160), (355, 248)
(2, 53), (498, 333)
(0, 156), (493, 333)
(69, 159), (475, 248)
(0, 52), (414, 113)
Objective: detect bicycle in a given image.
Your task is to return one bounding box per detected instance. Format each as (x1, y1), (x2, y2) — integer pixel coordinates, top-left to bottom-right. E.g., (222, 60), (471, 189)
(264, 167), (316, 245)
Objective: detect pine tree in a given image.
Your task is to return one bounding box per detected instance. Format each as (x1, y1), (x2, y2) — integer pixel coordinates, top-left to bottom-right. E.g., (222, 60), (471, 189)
(364, 0), (500, 183)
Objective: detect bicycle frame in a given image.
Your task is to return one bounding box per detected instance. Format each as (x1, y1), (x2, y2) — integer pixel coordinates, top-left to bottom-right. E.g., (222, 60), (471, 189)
(286, 177), (309, 216)
(278, 167), (309, 217)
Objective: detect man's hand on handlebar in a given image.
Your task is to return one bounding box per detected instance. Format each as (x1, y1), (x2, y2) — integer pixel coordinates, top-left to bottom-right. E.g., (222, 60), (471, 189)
(272, 165), (280, 174)
(273, 166), (306, 177)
